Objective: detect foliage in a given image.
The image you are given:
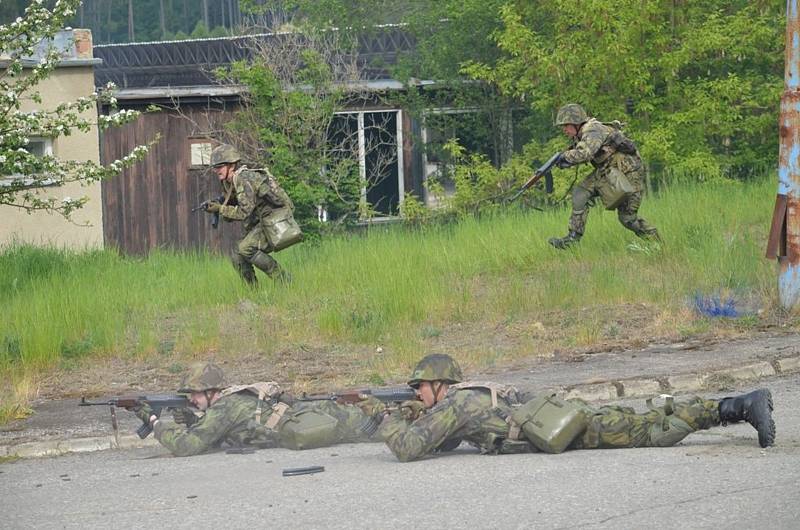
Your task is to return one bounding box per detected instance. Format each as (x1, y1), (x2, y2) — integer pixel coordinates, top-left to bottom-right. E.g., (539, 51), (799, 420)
(278, 1), (783, 193)
(222, 12), (397, 232)
(0, 176), (782, 389)
(0, 0), (149, 219)
(463, 0), (783, 180)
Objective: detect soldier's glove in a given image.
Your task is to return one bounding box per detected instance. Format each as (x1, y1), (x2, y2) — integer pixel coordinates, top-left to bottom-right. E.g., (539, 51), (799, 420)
(172, 407), (198, 427)
(132, 403), (155, 425)
(204, 201), (222, 213)
(398, 400), (426, 422)
(555, 154), (573, 169)
(356, 396), (387, 418)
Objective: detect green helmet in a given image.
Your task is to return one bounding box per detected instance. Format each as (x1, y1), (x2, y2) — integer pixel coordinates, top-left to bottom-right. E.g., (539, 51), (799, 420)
(178, 362), (226, 393)
(407, 354), (463, 388)
(554, 104), (589, 126)
(210, 144), (241, 167)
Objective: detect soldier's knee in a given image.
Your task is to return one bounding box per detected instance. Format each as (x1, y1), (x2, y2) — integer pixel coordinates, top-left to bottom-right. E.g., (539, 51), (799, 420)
(237, 241), (259, 261)
(648, 417), (693, 447)
(572, 186), (593, 208)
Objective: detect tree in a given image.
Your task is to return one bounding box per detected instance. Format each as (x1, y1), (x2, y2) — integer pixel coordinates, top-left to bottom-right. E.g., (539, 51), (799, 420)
(0, 0), (149, 219)
(222, 5), (399, 231)
(462, 0), (784, 180)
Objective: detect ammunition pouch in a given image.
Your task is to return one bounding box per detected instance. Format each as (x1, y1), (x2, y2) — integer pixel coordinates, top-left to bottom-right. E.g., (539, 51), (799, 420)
(262, 207), (303, 251)
(510, 394), (589, 454)
(278, 409), (339, 450)
(598, 167), (635, 210)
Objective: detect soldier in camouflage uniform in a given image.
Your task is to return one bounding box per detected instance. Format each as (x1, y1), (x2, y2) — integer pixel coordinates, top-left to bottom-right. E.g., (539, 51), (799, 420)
(361, 354), (775, 462)
(134, 362), (378, 457)
(549, 104), (660, 249)
(203, 144), (293, 284)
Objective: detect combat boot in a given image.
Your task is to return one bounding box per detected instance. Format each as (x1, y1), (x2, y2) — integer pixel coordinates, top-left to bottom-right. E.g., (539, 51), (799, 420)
(251, 250), (290, 283)
(548, 231), (581, 250)
(718, 389), (775, 448)
(636, 227), (662, 243)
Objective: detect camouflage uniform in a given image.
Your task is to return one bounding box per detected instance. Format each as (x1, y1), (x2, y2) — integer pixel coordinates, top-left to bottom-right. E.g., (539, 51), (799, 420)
(552, 104), (658, 246)
(561, 119), (657, 238)
(151, 362), (376, 457)
(212, 144), (293, 284)
(379, 387), (720, 462)
(379, 354), (774, 461)
(153, 392), (376, 457)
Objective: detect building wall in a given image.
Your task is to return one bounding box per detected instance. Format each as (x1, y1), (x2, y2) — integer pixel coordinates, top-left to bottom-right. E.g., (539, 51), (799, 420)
(0, 44), (103, 249)
(101, 103), (240, 255)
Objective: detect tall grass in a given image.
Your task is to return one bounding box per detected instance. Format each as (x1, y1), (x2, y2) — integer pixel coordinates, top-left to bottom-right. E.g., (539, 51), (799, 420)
(0, 176), (785, 407)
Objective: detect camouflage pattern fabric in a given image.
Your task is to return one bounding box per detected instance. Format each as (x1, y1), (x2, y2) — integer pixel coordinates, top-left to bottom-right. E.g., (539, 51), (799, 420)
(218, 166), (293, 282)
(380, 389), (536, 462)
(572, 397), (720, 449)
(560, 118), (658, 238)
(153, 392), (377, 457)
(380, 388), (720, 462)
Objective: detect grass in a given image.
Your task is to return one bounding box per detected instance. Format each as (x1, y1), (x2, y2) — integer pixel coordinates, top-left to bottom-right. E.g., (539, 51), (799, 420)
(0, 176), (794, 418)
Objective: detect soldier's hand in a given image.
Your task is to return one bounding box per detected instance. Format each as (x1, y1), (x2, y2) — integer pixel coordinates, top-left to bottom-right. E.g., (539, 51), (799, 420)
(172, 407), (198, 427)
(398, 400), (425, 422)
(555, 154), (572, 169)
(204, 201), (222, 213)
(356, 396), (387, 418)
(132, 403), (155, 424)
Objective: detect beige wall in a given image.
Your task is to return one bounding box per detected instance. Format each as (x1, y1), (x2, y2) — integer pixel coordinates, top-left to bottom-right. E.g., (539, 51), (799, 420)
(0, 66), (104, 249)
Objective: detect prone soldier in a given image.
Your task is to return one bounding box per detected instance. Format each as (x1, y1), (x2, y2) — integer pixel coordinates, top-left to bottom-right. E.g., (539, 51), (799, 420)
(359, 354), (776, 462)
(132, 362), (381, 457)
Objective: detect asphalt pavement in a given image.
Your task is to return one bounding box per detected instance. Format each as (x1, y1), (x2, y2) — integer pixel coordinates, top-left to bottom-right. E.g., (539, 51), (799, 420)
(2, 374), (798, 529)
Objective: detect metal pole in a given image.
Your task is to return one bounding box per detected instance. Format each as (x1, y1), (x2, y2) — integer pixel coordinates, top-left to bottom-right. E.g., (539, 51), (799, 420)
(769, 0), (800, 312)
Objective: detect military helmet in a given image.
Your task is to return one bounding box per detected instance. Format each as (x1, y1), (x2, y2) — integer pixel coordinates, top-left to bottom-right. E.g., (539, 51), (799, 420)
(554, 103), (589, 126)
(178, 362), (226, 393)
(407, 354), (463, 388)
(210, 144), (241, 167)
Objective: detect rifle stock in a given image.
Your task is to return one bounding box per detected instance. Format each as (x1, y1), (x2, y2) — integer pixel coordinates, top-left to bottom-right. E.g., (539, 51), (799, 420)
(508, 151), (563, 203)
(297, 386), (418, 405)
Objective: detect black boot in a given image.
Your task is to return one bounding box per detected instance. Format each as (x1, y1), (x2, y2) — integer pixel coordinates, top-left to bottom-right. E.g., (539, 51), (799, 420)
(718, 389), (775, 448)
(548, 231), (581, 250)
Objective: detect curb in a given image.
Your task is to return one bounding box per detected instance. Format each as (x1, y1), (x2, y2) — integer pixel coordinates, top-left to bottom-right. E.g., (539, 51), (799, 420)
(2, 354), (799, 460)
(0, 433), (159, 460)
(560, 354), (800, 402)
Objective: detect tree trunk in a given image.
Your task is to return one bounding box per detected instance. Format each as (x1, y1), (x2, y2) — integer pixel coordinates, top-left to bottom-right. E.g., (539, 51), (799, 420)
(128, 0), (135, 42)
(203, 0), (209, 28)
(107, 0), (113, 43)
(160, 0), (167, 38)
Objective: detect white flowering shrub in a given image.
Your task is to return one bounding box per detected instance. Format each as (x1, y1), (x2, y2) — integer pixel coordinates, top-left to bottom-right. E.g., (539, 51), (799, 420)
(0, 0), (150, 219)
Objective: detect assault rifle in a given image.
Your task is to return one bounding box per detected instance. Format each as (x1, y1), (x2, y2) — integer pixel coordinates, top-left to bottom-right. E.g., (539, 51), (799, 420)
(296, 385), (418, 405)
(508, 151), (563, 203)
(192, 194), (226, 229)
(79, 394), (190, 441)
(297, 385), (419, 437)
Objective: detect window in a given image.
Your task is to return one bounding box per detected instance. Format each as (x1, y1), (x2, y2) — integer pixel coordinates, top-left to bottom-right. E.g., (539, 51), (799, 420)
(0, 136), (57, 187)
(189, 139), (214, 167)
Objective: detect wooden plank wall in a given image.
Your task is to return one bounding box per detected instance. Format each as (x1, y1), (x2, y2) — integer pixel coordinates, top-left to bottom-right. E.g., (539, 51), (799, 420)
(100, 104), (241, 256)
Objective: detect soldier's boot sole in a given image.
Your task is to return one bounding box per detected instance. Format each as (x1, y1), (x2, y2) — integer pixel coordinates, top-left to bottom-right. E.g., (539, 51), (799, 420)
(745, 389), (776, 448)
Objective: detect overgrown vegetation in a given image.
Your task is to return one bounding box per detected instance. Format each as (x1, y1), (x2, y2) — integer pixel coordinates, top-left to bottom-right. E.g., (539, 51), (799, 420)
(1, 177), (792, 420)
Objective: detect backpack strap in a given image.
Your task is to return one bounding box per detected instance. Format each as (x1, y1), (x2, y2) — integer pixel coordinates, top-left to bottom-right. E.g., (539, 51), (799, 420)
(220, 382), (283, 424)
(449, 381), (520, 408)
